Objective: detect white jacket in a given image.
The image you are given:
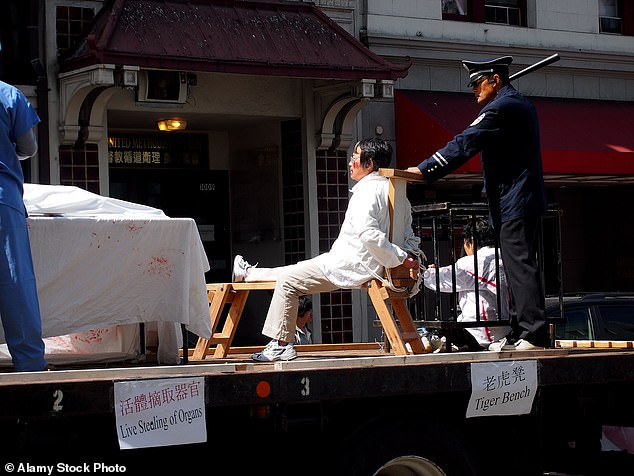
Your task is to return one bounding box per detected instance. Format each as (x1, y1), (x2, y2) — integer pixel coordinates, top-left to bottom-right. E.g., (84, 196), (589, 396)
(294, 326), (312, 345)
(423, 246), (510, 347)
(314, 172), (421, 288)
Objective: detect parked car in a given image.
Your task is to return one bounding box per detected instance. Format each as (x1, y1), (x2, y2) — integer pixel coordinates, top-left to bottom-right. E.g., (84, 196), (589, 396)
(546, 293), (634, 342)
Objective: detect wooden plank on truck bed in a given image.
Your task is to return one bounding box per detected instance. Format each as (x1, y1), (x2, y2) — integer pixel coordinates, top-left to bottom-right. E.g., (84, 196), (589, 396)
(556, 340), (634, 349)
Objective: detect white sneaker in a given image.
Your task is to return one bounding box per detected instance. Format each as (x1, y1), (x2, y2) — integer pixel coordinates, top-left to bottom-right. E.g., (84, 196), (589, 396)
(252, 340), (297, 362)
(488, 337), (508, 352)
(504, 339), (545, 351)
(232, 255), (255, 282)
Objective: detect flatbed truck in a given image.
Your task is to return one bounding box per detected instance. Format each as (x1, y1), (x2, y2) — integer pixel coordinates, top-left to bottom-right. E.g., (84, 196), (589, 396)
(2, 345), (634, 476)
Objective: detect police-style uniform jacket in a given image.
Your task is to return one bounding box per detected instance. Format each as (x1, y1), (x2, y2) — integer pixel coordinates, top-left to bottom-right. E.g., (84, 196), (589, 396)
(417, 84), (547, 228)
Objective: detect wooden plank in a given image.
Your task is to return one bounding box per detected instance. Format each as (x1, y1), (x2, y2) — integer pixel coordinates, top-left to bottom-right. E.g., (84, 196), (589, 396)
(209, 281), (277, 290)
(556, 340), (634, 349)
(378, 168), (425, 183)
(182, 343), (382, 358)
(387, 175), (407, 247)
(225, 342), (382, 355)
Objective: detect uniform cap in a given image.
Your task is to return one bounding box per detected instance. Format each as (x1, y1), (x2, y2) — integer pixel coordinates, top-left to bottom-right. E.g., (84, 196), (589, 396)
(463, 56), (513, 87)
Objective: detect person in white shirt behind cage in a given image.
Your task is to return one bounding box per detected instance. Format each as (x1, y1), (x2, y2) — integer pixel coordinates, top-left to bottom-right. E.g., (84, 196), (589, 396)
(423, 218), (511, 351)
(294, 296), (313, 345)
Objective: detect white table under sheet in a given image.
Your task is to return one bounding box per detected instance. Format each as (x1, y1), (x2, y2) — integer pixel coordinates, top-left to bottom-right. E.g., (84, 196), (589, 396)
(8, 216), (211, 363)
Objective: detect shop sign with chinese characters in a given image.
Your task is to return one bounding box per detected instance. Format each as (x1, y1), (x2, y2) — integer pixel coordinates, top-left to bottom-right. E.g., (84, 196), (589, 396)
(108, 134), (209, 168)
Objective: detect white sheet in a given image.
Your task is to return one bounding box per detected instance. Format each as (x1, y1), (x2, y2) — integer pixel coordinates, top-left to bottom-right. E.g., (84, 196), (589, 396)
(0, 184), (211, 365)
(25, 215), (211, 337)
(23, 183), (168, 218)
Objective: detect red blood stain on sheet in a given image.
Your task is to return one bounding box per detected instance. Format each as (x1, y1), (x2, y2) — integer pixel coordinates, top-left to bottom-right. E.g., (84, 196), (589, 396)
(128, 223), (143, 234)
(145, 256), (173, 278)
(89, 232), (102, 248)
(89, 232), (115, 249)
(70, 328), (109, 344)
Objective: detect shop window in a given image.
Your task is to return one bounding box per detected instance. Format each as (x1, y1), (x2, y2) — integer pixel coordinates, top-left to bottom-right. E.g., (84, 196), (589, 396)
(59, 144), (100, 193)
(56, 5), (95, 58)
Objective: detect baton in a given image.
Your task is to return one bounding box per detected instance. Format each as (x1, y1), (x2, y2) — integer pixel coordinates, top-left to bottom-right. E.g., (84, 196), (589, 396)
(509, 53), (560, 81)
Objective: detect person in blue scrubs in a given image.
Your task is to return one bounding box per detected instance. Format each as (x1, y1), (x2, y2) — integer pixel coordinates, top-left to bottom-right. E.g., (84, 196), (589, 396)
(0, 80), (48, 371)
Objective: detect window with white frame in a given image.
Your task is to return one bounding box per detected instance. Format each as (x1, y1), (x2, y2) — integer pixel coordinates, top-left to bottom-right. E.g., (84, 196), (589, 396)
(485, 0), (522, 26)
(599, 0), (623, 33)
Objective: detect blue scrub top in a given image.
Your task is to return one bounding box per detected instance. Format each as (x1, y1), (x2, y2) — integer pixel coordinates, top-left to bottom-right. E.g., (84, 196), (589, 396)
(0, 80), (41, 213)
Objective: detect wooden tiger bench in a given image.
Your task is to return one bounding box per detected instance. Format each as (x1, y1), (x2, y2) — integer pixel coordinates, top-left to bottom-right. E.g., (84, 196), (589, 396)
(192, 169), (426, 360)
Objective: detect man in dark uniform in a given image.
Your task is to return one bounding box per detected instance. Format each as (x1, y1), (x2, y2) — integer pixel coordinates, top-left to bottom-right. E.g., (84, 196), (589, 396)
(406, 56), (549, 351)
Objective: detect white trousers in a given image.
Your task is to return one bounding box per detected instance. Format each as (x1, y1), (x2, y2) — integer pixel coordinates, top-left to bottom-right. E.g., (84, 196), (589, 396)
(246, 257), (339, 343)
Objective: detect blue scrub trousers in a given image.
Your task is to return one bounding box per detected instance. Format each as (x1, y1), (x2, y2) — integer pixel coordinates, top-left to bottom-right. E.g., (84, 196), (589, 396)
(0, 204), (47, 371)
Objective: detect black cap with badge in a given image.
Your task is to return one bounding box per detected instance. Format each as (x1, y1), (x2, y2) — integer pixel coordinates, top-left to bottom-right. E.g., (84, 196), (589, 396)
(463, 56), (513, 87)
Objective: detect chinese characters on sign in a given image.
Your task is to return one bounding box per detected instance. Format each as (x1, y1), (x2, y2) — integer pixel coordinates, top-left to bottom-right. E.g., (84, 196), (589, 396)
(108, 134), (209, 168)
(466, 360), (538, 418)
(114, 377), (206, 449)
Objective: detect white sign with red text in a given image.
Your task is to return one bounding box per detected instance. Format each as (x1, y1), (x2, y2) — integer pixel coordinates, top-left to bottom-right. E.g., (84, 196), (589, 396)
(466, 360), (538, 418)
(114, 377), (206, 449)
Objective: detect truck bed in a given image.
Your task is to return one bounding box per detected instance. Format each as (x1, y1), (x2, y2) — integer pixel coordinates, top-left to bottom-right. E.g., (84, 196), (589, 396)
(3, 345), (633, 475)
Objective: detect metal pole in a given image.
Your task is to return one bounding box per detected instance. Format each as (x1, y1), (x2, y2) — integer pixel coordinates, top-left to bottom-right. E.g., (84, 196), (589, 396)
(509, 53), (560, 81)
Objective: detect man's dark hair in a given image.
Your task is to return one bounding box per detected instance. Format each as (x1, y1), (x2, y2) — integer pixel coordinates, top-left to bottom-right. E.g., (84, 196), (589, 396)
(357, 137), (393, 171)
(480, 69), (510, 87)
(463, 218), (495, 248)
(298, 295), (312, 316)
(496, 69), (510, 85)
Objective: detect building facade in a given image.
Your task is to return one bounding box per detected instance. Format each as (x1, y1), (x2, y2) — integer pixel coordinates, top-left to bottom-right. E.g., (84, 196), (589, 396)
(2, 0), (634, 346)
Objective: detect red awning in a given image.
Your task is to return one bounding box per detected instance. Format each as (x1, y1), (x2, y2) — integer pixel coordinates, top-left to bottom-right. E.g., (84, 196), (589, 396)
(395, 90), (634, 183)
(61, 0), (410, 81)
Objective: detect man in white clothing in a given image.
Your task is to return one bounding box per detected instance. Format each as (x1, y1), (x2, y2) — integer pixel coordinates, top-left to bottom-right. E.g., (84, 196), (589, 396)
(233, 138), (422, 361)
(423, 218), (511, 351)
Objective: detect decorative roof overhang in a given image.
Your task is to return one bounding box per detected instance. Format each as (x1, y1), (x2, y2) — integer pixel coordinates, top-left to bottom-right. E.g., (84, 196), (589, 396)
(60, 0), (410, 81)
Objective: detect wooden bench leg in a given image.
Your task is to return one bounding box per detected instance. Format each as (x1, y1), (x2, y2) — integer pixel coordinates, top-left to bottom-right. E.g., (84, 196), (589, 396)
(391, 295), (425, 354)
(368, 279), (408, 355)
(212, 290), (250, 358)
(192, 285), (232, 360)
(367, 279), (425, 355)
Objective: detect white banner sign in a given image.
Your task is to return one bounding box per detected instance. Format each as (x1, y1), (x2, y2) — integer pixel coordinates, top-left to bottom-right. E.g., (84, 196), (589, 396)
(466, 360), (538, 418)
(114, 377), (206, 449)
